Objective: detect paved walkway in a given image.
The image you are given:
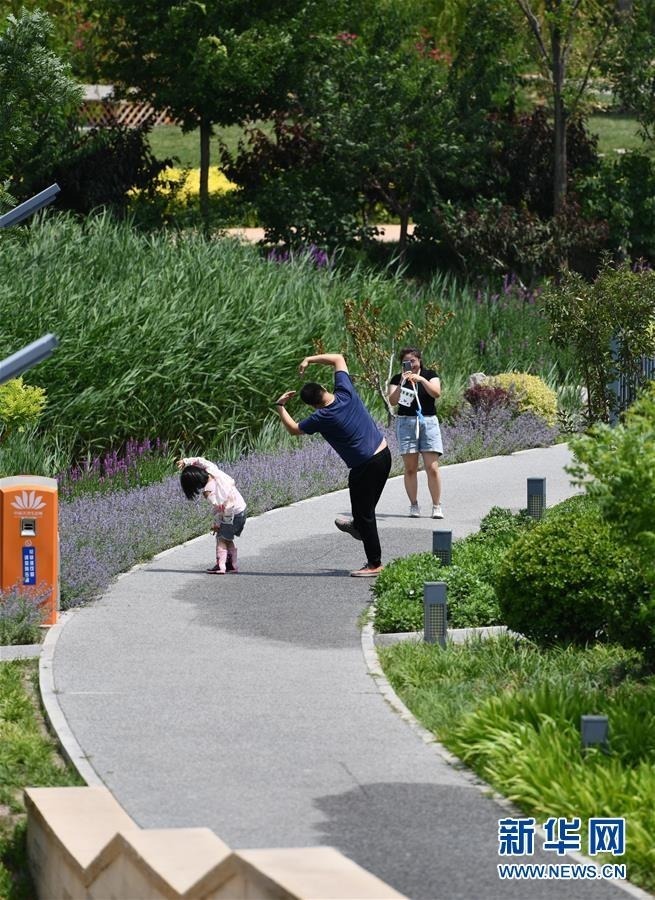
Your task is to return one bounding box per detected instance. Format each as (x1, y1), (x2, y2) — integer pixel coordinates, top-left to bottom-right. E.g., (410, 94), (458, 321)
(45, 445), (643, 900)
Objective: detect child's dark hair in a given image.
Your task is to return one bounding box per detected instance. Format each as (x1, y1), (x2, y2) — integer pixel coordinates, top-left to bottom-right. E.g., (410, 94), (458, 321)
(180, 465), (209, 500)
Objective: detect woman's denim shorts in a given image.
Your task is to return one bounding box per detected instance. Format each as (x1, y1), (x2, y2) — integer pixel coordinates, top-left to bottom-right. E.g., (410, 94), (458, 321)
(396, 415), (443, 456)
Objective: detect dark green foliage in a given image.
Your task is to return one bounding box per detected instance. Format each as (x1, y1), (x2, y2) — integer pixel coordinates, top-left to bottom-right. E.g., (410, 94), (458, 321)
(610, 0), (655, 143)
(496, 495), (655, 653)
(580, 151), (655, 263)
(0, 819), (33, 900)
(222, 33), (454, 252)
(51, 121), (173, 216)
(496, 109), (600, 219)
(0, 9), (82, 193)
(411, 96), (607, 278)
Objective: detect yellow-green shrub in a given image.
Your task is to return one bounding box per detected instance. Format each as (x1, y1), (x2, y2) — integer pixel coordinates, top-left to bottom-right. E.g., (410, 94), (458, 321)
(0, 378), (46, 439)
(490, 372), (557, 424)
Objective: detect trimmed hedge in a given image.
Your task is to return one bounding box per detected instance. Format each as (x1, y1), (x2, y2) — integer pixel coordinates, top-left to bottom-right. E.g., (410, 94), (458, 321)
(496, 495), (654, 653)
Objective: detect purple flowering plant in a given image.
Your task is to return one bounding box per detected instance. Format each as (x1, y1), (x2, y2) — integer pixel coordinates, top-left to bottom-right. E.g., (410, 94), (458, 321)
(0, 582), (52, 645)
(267, 244), (330, 268)
(58, 410), (558, 610)
(58, 438), (171, 500)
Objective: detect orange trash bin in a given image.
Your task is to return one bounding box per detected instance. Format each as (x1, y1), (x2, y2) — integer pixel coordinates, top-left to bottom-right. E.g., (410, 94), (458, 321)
(0, 475), (59, 626)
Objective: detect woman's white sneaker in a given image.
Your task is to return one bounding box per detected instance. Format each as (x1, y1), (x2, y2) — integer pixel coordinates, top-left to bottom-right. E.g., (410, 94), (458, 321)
(432, 504), (444, 519)
(409, 503), (421, 518)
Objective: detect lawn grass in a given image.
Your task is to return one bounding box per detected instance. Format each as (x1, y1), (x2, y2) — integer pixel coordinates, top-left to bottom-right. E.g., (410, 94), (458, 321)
(587, 113), (651, 156)
(379, 637), (655, 892)
(148, 122), (270, 167)
(150, 115), (650, 169)
(0, 660), (83, 898)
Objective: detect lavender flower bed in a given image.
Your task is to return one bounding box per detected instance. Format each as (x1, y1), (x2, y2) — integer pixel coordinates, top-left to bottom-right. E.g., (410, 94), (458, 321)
(441, 407), (559, 463)
(0, 584), (50, 645)
(59, 412), (558, 609)
(58, 438), (170, 500)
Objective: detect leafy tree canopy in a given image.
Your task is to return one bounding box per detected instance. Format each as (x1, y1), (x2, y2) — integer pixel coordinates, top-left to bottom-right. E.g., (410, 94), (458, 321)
(0, 9), (82, 192)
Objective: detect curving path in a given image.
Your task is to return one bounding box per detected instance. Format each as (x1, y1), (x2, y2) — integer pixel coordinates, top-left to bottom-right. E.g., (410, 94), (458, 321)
(44, 445), (645, 900)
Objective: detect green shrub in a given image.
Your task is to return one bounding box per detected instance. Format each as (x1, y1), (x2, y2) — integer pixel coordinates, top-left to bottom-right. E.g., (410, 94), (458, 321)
(373, 552), (443, 633)
(489, 372), (557, 424)
(477, 504), (534, 542)
(496, 495), (654, 652)
(580, 151), (655, 263)
(373, 508), (532, 633)
(441, 566), (500, 628)
(0, 378), (46, 440)
(570, 381), (655, 591)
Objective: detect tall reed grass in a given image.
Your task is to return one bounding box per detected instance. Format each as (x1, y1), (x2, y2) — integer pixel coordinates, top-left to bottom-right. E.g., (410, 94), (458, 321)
(1, 214), (573, 455)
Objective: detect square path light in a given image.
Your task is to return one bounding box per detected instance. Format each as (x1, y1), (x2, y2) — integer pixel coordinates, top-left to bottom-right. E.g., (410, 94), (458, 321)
(432, 530), (452, 566)
(581, 715), (609, 752)
(527, 477), (546, 519)
(424, 582), (447, 647)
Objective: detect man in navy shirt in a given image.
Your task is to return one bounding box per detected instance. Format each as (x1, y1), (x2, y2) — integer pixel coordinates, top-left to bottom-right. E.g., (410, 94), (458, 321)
(275, 353), (391, 577)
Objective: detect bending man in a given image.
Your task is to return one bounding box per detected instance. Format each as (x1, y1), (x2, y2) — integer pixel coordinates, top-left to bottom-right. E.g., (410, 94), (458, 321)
(275, 353), (391, 577)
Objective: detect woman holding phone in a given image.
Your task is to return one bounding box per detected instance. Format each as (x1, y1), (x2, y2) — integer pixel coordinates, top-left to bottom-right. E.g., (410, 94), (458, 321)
(388, 347), (444, 518)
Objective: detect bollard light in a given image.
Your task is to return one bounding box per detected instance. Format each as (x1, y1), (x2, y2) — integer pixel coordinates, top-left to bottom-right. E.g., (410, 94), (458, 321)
(527, 477), (546, 519)
(424, 581), (447, 647)
(432, 530), (452, 566)
(581, 715), (609, 752)
(0, 183), (60, 228)
(0, 334), (59, 386)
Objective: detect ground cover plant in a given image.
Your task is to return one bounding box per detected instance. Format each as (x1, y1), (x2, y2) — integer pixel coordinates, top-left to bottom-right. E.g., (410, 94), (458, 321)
(0, 660), (82, 898)
(373, 506), (537, 634)
(379, 637), (655, 893)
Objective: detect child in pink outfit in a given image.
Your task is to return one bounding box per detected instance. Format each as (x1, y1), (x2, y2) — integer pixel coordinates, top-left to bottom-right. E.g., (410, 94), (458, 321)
(177, 457), (247, 574)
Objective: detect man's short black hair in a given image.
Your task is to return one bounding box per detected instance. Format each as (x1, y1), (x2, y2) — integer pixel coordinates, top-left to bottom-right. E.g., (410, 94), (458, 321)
(180, 464), (209, 500)
(300, 382), (326, 407)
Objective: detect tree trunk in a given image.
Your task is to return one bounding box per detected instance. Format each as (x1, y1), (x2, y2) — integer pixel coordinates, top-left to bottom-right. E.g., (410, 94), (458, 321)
(398, 210), (409, 261)
(551, 27), (567, 217)
(199, 117), (211, 232)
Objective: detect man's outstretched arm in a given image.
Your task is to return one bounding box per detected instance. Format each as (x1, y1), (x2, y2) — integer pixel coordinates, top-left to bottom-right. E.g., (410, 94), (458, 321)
(299, 353), (348, 375)
(274, 389), (303, 436)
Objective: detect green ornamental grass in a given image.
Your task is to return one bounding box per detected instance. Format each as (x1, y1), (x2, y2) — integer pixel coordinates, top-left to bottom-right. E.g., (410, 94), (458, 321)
(380, 638), (655, 892)
(0, 214), (569, 454)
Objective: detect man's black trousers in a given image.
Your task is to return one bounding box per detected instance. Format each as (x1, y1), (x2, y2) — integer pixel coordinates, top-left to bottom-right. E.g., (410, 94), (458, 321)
(349, 446), (392, 567)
